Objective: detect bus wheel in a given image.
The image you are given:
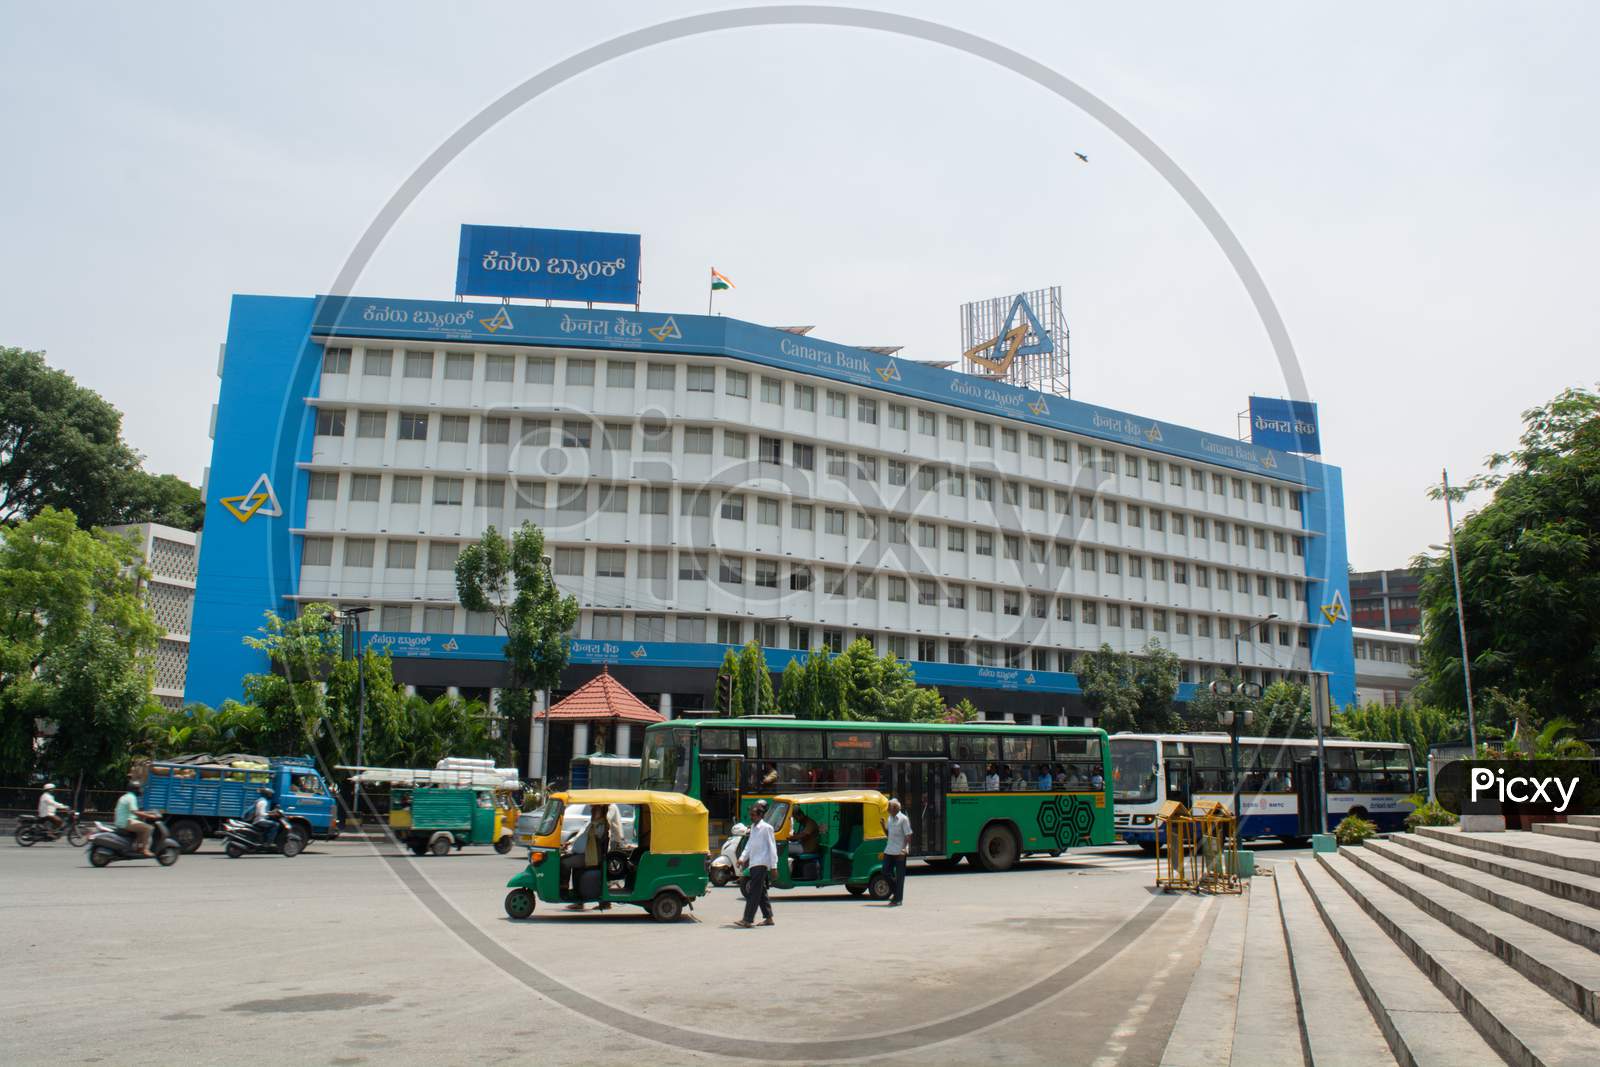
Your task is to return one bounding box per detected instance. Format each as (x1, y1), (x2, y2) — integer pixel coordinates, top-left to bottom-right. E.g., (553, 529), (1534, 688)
(494, 836), (514, 855)
(1136, 840), (1159, 857)
(976, 825), (1020, 872)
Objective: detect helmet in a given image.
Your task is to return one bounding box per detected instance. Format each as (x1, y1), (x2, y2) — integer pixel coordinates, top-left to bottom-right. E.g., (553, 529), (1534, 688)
(43, 782), (55, 791)
(259, 787), (276, 800)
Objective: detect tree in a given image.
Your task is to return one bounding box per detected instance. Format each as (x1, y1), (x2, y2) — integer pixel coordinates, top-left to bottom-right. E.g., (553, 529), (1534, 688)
(0, 509), (159, 783)
(119, 471), (205, 531)
(1416, 385), (1600, 732)
(1333, 703), (1465, 766)
(1079, 641), (1181, 733)
(726, 641), (775, 717)
(455, 523), (579, 722)
(945, 698), (982, 724)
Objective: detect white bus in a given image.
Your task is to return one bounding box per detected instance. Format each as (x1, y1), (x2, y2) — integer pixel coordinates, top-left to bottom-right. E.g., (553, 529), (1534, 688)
(1109, 733), (1416, 851)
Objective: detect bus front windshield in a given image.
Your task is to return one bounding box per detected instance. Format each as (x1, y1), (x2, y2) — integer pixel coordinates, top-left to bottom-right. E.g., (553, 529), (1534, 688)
(641, 728), (692, 793)
(1110, 739), (1160, 805)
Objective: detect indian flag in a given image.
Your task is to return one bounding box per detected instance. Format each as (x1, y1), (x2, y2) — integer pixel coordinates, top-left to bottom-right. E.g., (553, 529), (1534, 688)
(710, 267), (735, 291)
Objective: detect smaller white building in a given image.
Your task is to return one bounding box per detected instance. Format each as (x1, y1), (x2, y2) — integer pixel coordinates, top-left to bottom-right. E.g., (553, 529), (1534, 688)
(1352, 626), (1420, 707)
(112, 523), (198, 710)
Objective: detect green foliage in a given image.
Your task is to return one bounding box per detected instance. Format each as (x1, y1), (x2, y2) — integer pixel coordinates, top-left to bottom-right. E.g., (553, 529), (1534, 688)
(947, 698), (982, 724)
(731, 641), (775, 716)
(1486, 715), (1595, 760)
(1333, 702), (1465, 766)
(1416, 385), (1600, 732)
(455, 523), (579, 719)
(1334, 814), (1379, 846)
(0, 509), (159, 785)
(0, 347), (202, 530)
(773, 648), (846, 720)
(1080, 640), (1181, 733)
(1404, 801), (1459, 831)
(771, 641), (942, 722)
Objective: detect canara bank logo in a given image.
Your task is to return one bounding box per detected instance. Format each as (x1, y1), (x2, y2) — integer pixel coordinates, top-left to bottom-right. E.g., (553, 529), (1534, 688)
(875, 360), (901, 383)
(1321, 590), (1348, 626)
(1024, 673), (1037, 686)
(479, 306), (514, 333)
(219, 474), (282, 523)
(440, 638), (459, 652)
(1145, 425), (1164, 445)
(963, 293), (1053, 377)
(1027, 397), (1050, 416)
(630, 645), (649, 659)
(1261, 451), (1279, 470)
(648, 317), (682, 342)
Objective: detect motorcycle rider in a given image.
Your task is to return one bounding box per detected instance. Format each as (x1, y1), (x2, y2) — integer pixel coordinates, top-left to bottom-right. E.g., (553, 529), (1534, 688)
(114, 780), (155, 857)
(37, 782), (69, 833)
(247, 786), (282, 847)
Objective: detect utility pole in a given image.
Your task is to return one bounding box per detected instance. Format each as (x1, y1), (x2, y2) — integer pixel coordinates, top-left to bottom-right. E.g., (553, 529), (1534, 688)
(1441, 469), (1478, 753)
(1228, 612), (1279, 820)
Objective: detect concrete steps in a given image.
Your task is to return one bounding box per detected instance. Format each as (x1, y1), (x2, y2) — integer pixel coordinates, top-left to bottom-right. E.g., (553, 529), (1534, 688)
(1315, 849), (1600, 1067)
(1535, 822), (1600, 845)
(1295, 858), (1501, 1066)
(1275, 861), (1396, 1066)
(1389, 830), (1600, 912)
(1568, 815), (1600, 829)
(1414, 825), (1600, 880)
(1161, 895), (1245, 1067)
(1373, 837), (1600, 953)
(1341, 844), (1600, 1022)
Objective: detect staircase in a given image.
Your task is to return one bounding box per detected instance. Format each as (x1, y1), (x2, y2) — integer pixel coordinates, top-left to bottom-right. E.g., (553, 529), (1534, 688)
(1162, 817), (1600, 1067)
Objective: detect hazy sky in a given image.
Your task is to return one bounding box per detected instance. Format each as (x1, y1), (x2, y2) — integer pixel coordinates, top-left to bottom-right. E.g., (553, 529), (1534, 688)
(3, 3), (1594, 568)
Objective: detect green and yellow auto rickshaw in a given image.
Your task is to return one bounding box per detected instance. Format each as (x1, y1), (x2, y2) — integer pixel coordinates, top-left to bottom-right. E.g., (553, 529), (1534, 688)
(736, 790), (895, 901)
(503, 789), (709, 923)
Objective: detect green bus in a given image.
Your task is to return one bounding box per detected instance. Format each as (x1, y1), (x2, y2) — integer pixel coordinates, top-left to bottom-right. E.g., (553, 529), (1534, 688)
(640, 717), (1113, 872)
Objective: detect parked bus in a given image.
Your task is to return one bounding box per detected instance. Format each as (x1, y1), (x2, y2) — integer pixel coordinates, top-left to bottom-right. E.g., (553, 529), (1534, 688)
(1109, 733), (1416, 851)
(640, 717), (1113, 872)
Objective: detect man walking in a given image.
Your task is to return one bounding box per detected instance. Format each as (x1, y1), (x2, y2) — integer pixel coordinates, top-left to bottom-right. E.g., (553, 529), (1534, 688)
(881, 798), (913, 906)
(735, 799), (776, 928)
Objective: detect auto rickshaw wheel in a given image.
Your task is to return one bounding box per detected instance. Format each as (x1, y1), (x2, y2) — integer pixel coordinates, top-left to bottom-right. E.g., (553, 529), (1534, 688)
(494, 835), (514, 855)
(504, 888), (536, 920)
(428, 834), (453, 857)
(866, 873), (894, 901)
(846, 884), (866, 896)
(648, 892), (683, 922)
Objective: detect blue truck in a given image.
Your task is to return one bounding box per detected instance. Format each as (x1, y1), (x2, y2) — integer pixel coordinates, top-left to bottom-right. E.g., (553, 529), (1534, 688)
(140, 756), (339, 853)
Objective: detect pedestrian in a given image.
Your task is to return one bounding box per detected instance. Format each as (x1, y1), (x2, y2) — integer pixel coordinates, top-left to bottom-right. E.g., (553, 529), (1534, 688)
(881, 798), (913, 906)
(735, 799), (776, 928)
(949, 764), (969, 792)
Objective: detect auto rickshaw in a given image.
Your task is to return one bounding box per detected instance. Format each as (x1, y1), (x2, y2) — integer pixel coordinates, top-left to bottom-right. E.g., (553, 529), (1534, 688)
(504, 789), (709, 922)
(735, 790), (895, 900)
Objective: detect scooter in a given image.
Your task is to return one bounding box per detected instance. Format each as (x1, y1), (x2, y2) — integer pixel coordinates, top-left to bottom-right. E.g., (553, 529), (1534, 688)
(708, 822), (748, 887)
(85, 818), (181, 867)
(15, 810), (86, 847)
(221, 813), (306, 858)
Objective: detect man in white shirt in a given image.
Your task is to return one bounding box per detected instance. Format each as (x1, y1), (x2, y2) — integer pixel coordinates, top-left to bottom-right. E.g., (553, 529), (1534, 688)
(37, 783), (69, 830)
(949, 765), (969, 792)
(735, 800), (776, 928)
(882, 798), (913, 906)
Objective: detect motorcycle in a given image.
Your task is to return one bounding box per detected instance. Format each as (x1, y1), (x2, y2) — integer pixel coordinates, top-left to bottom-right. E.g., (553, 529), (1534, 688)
(15, 810), (86, 847)
(708, 822), (748, 887)
(221, 813), (306, 858)
(86, 818), (181, 867)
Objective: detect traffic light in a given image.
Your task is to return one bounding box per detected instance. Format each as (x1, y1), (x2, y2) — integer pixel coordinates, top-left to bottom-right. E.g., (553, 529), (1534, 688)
(717, 673), (733, 712)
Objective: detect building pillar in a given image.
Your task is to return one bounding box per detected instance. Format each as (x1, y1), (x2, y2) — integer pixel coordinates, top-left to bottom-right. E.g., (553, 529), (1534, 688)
(659, 692), (673, 721)
(528, 691), (547, 785)
(572, 722), (590, 758)
(404, 685), (417, 698)
(447, 685), (460, 699)
(616, 722), (632, 758)
(488, 688), (501, 714)
(1031, 714), (1043, 726)
(1003, 712), (1015, 723)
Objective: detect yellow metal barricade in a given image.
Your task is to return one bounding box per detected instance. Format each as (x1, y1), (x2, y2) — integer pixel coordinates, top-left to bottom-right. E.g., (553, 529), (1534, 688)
(1153, 800), (1243, 894)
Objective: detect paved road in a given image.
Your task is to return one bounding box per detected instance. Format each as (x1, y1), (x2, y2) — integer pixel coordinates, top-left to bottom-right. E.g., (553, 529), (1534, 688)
(0, 838), (1280, 1065)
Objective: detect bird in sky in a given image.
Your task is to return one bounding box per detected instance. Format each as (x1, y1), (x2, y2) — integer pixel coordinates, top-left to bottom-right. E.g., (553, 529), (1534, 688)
(1074, 151), (1089, 163)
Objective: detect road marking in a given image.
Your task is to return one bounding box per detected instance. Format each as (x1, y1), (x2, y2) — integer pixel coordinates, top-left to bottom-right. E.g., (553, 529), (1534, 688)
(1089, 896), (1215, 1067)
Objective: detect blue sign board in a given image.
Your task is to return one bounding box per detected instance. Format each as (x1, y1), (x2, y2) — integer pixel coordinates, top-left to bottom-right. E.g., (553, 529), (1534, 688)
(1249, 396), (1321, 454)
(455, 224), (640, 304)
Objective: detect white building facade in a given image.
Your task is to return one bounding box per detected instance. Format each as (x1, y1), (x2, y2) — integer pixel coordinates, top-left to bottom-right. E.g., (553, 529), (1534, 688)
(113, 522), (198, 709)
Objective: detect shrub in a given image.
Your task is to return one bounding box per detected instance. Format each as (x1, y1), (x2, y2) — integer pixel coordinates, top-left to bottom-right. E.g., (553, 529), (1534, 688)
(1335, 815), (1379, 846)
(1404, 801), (1459, 831)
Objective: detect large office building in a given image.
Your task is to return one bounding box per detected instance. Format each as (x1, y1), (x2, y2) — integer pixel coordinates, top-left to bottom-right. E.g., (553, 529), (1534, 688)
(186, 292), (1356, 738)
(112, 522), (198, 709)
(1349, 567), (1422, 634)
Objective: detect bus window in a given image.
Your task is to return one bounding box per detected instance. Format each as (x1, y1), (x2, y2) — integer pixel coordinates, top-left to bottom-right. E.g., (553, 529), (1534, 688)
(1324, 747), (1356, 791)
(828, 732), (882, 760)
(641, 728), (692, 792)
(1109, 739), (1158, 804)
(948, 735), (998, 770)
(761, 730), (824, 760)
(887, 732), (946, 756)
(1002, 736), (1048, 764)
(1191, 742), (1231, 793)
(700, 728), (742, 754)
(1055, 736), (1104, 789)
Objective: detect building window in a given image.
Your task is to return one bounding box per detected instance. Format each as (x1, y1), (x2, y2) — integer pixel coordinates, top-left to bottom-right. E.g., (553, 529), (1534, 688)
(720, 493), (745, 521)
(349, 473), (380, 502)
(790, 566), (813, 591)
(527, 356), (555, 384)
(827, 448), (850, 477)
(600, 423), (631, 452)
(725, 370), (749, 397)
(591, 614), (623, 640)
(321, 346), (351, 374)
(639, 487), (667, 515)
(683, 427), (713, 454)
(565, 358), (595, 386)
(391, 475), (422, 504)
(606, 360), (635, 388)
(792, 443), (815, 470)
(595, 550), (626, 578)
(917, 580), (938, 607)
(794, 383), (816, 411)
(977, 588), (994, 613)
(824, 508), (846, 536)
(1104, 552), (1120, 575)
(975, 476), (993, 502)
(946, 418), (966, 442)
(363, 349), (393, 376)
(439, 415), (469, 443)
(444, 352), (474, 380)
(974, 423), (992, 447)
(552, 548), (584, 576)
(947, 527), (966, 552)
(887, 576), (907, 603)
(315, 408), (346, 436)
(561, 420), (592, 449)
(917, 410), (937, 435)
(858, 397), (878, 424)
(686, 366), (715, 392)
(757, 497), (780, 525)
(718, 557), (744, 586)
(855, 454), (878, 482)
(482, 353), (514, 382)
(976, 532), (994, 557)
(556, 483), (588, 515)
(481, 417), (511, 445)
(647, 362), (676, 390)
(404, 350), (434, 378)
(791, 503), (813, 531)
(427, 541), (459, 571)
(354, 410), (386, 438)
(678, 552), (707, 581)
(302, 537), (333, 566)
(431, 478), (464, 506)
(720, 430), (747, 459)
(307, 472), (339, 501)
(945, 584), (966, 609)
(381, 605), (412, 631)
(760, 376), (784, 404)
(477, 479), (506, 508)
(826, 390), (847, 417)
(1028, 486), (1046, 511)
(856, 572), (877, 598)
(397, 412), (428, 441)
(825, 568), (847, 596)
(888, 460), (907, 486)
(1002, 535), (1020, 560)
(641, 423), (671, 452)
(385, 540), (417, 569)
(888, 403), (907, 429)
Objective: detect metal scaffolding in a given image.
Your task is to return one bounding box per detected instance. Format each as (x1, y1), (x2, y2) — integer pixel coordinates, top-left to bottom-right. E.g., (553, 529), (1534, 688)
(959, 286), (1071, 397)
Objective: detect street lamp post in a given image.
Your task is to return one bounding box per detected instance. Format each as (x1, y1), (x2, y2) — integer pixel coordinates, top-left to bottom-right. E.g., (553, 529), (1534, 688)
(537, 554), (555, 793)
(1229, 612), (1279, 820)
(339, 607), (372, 821)
(1437, 467), (1478, 753)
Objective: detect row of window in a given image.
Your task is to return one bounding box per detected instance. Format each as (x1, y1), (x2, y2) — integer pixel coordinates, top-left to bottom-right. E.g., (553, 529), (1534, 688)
(320, 347), (1305, 507)
(304, 471), (1309, 574)
(321, 598), (1303, 685)
(1355, 639), (1419, 664)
